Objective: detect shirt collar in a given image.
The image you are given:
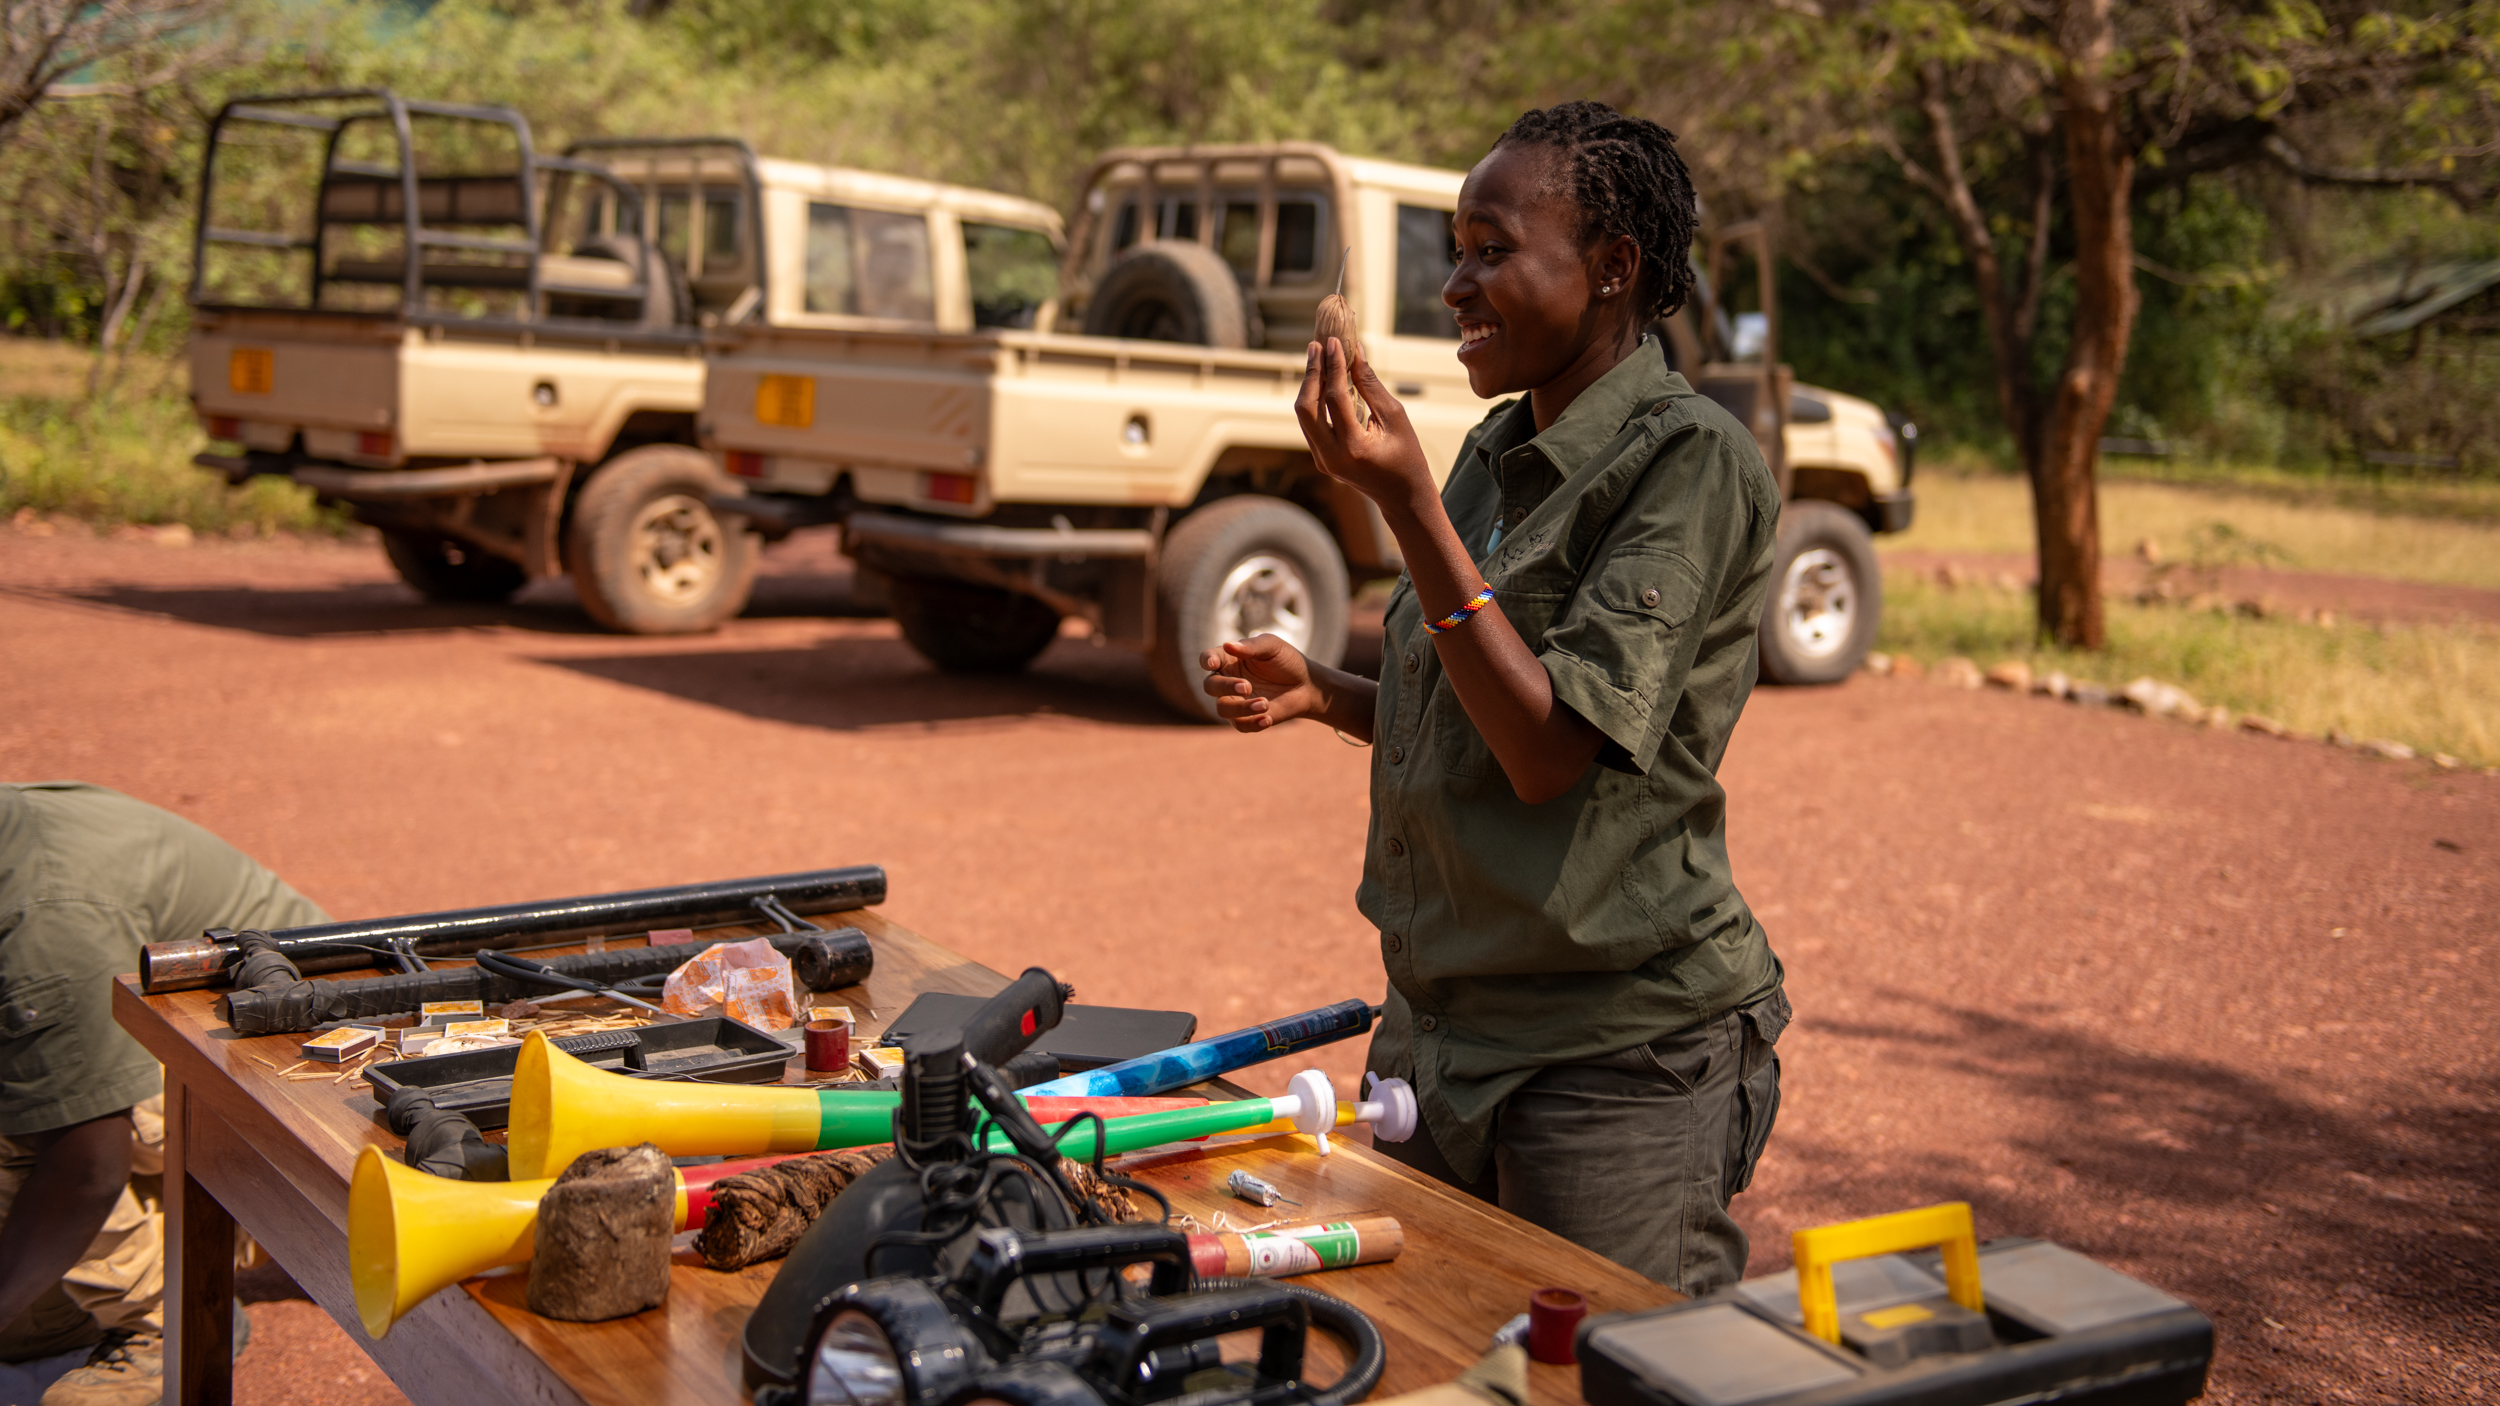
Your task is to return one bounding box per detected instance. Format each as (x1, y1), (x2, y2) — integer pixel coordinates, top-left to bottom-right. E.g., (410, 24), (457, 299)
(1481, 340), (1680, 514)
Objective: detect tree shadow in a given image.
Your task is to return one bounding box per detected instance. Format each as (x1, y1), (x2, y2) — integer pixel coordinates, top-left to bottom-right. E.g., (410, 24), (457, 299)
(36, 541), (885, 640)
(542, 592), (1392, 731)
(1753, 994), (2497, 1392)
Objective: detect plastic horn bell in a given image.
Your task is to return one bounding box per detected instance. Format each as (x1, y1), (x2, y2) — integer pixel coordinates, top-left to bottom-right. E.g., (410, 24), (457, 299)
(507, 1031), (894, 1179)
(505, 1033), (1216, 1180)
(348, 1144), (826, 1337)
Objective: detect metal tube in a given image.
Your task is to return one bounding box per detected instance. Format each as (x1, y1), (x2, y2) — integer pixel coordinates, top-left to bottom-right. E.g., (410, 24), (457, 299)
(141, 865), (886, 992)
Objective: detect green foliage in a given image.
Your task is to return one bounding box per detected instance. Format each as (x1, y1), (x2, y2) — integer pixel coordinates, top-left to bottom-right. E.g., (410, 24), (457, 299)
(0, 0), (2493, 514)
(0, 371), (347, 534)
(1879, 572), (2500, 766)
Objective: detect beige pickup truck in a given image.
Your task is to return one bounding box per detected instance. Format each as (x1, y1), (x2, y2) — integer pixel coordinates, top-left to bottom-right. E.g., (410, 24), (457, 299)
(706, 142), (1915, 716)
(185, 89), (1063, 634)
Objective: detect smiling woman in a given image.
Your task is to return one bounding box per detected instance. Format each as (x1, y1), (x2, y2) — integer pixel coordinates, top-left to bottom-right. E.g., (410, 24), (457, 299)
(1195, 103), (1793, 1297)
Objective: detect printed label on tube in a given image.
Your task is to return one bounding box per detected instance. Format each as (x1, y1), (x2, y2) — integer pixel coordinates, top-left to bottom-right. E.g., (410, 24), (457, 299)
(1241, 1222), (1363, 1276)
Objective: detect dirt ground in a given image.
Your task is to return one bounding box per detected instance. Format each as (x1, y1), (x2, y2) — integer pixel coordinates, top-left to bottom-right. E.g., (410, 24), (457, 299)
(2, 525), (2493, 1406)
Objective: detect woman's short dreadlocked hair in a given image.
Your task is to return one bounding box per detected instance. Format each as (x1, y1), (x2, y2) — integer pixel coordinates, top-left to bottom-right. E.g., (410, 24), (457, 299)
(1494, 101), (1698, 324)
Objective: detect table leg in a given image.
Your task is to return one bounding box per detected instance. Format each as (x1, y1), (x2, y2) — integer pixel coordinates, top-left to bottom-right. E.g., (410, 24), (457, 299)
(162, 1076), (235, 1406)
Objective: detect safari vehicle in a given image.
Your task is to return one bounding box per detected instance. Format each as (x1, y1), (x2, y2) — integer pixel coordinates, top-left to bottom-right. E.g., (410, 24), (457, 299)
(184, 89), (1063, 634)
(706, 142), (1914, 717)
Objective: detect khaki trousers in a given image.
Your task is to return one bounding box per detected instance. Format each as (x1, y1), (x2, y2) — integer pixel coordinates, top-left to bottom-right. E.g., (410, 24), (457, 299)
(0, 1097), (166, 1363)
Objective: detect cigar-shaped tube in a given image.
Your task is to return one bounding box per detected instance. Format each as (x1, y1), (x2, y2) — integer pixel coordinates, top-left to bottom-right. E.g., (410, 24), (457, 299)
(1188, 1216), (1405, 1278)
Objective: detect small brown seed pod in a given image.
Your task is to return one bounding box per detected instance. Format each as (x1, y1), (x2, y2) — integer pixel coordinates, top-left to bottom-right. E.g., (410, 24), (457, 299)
(1312, 249), (1363, 362)
(1312, 293), (1362, 363)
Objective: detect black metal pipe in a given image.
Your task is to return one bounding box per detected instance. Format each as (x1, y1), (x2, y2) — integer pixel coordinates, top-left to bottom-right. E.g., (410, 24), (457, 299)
(141, 866), (886, 992)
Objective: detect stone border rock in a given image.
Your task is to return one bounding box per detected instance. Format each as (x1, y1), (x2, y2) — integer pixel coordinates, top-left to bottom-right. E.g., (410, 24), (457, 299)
(1861, 651), (2482, 774)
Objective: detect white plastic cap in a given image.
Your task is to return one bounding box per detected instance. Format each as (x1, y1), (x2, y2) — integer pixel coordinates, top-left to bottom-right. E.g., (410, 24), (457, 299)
(1287, 1068), (1337, 1155)
(1362, 1073), (1418, 1143)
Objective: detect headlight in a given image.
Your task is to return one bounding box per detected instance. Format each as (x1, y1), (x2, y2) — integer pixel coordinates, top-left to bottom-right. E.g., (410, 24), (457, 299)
(804, 1282), (988, 1406)
(810, 1311), (905, 1406)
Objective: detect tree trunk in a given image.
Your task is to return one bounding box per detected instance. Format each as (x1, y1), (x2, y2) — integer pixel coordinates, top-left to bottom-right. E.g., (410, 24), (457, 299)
(2036, 0), (2137, 650)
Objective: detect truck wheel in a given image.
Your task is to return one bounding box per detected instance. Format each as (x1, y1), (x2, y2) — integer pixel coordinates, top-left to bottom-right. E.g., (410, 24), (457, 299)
(567, 445), (759, 634)
(1149, 495), (1349, 722)
(888, 576), (1063, 673)
(381, 530), (527, 604)
(1082, 241), (1248, 349)
(1757, 499), (1880, 685)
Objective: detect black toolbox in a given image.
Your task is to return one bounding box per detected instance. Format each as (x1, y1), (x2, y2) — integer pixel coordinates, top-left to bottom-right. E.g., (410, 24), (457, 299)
(362, 1017), (790, 1128)
(1579, 1238), (2211, 1406)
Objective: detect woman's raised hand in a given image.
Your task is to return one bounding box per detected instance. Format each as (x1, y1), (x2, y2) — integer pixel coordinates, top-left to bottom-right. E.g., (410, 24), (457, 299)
(1296, 337), (1435, 518)
(1200, 635), (1326, 733)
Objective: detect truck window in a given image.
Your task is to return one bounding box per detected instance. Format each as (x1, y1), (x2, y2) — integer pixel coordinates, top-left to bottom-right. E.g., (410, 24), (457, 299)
(701, 193), (741, 272)
(1273, 195), (1327, 280)
(1111, 199), (1140, 254)
(805, 203), (936, 322)
(657, 193), (692, 267)
(1216, 202), (1260, 278)
(964, 221), (1059, 329)
(1394, 204), (1458, 338)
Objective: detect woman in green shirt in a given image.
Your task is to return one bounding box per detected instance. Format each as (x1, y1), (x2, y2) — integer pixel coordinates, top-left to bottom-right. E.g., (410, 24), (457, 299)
(1200, 102), (1789, 1294)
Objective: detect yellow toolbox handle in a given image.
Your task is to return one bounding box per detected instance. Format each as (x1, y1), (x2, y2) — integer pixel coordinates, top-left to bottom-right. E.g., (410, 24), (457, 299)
(1790, 1203), (1983, 1345)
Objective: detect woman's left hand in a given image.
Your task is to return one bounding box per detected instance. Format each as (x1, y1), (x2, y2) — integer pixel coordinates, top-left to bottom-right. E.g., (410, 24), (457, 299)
(1295, 337), (1436, 521)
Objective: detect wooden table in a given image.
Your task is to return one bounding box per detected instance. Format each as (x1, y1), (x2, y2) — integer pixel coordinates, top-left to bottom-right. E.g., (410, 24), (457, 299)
(116, 910), (1676, 1406)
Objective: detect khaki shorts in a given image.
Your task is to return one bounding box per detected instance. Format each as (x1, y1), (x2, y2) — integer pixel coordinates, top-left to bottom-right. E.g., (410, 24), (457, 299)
(0, 1097), (165, 1363)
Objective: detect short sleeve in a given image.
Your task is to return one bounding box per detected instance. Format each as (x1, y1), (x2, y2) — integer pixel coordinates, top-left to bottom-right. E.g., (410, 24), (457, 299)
(0, 901), (163, 1136)
(1537, 427), (1755, 773)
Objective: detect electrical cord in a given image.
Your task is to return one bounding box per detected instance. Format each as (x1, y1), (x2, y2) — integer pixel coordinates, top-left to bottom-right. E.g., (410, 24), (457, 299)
(1196, 1277), (1387, 1406)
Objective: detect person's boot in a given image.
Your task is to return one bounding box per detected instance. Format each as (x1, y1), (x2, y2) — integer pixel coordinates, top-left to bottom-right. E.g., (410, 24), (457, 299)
(39, 1328), (161, 1406)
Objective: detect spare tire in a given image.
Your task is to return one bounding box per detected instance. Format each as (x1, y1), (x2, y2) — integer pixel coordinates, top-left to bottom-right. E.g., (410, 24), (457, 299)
(1082, 240), (1248, 348)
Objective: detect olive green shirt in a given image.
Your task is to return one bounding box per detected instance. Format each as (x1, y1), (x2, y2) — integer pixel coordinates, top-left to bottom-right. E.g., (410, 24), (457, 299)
(0, 783), (327, 1136)
(1359, 346), (1784, 1181)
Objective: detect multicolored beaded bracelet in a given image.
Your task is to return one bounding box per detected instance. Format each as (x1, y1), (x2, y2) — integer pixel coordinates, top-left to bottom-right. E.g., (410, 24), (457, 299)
(1424, 582), (1497, 635)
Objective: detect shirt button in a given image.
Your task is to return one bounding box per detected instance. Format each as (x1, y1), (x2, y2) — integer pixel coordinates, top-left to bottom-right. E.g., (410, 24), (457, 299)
(1641, 587), (1661, 607)
(1403, 652), (1418, 674)
(1383, 933), (1402, 953)
(1387, 745), (1404, 764)
(1419, 1015), (1438, 1032)
(1386, 837), (1406, 857)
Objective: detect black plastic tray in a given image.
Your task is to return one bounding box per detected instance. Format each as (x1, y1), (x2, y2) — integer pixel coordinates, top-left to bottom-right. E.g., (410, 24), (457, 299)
(361, 1016), (792, 1128)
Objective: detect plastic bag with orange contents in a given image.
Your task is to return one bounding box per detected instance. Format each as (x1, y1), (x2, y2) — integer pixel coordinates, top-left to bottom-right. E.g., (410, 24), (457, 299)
(661, 937), (800, 1031)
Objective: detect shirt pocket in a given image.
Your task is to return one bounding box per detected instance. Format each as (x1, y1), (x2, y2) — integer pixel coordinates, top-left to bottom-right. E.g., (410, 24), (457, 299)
(0, 972), (70, 1080)
(1435, 588), (1569, 778)
(1579, 548), (1705, 703)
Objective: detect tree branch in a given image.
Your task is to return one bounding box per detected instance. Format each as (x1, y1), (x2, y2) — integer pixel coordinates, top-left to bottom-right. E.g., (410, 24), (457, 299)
(2262, 135), (2491, 211)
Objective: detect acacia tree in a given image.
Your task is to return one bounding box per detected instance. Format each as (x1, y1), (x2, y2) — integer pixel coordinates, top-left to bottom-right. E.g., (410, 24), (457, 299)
(1, 0), (214, 144)
(1829, 0), (2498, 646)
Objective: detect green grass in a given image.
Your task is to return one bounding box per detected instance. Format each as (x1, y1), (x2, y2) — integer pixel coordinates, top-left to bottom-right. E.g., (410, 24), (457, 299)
(1887, 466), (2500, 592)
(0, 340), (345, 536)
(1877, 572), (2500, 767)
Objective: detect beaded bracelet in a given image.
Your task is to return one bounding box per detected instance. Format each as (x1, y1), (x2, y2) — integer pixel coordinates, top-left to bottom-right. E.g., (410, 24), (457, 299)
(1424, 583), (1497, 635)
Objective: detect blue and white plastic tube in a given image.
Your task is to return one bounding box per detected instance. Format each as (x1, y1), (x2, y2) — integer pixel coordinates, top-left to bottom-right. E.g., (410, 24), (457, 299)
(1019, 997), (1379, 1099)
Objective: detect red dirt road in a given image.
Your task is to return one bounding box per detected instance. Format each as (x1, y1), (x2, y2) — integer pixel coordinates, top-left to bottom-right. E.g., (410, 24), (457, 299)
(3, 526), (2493, 1406)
